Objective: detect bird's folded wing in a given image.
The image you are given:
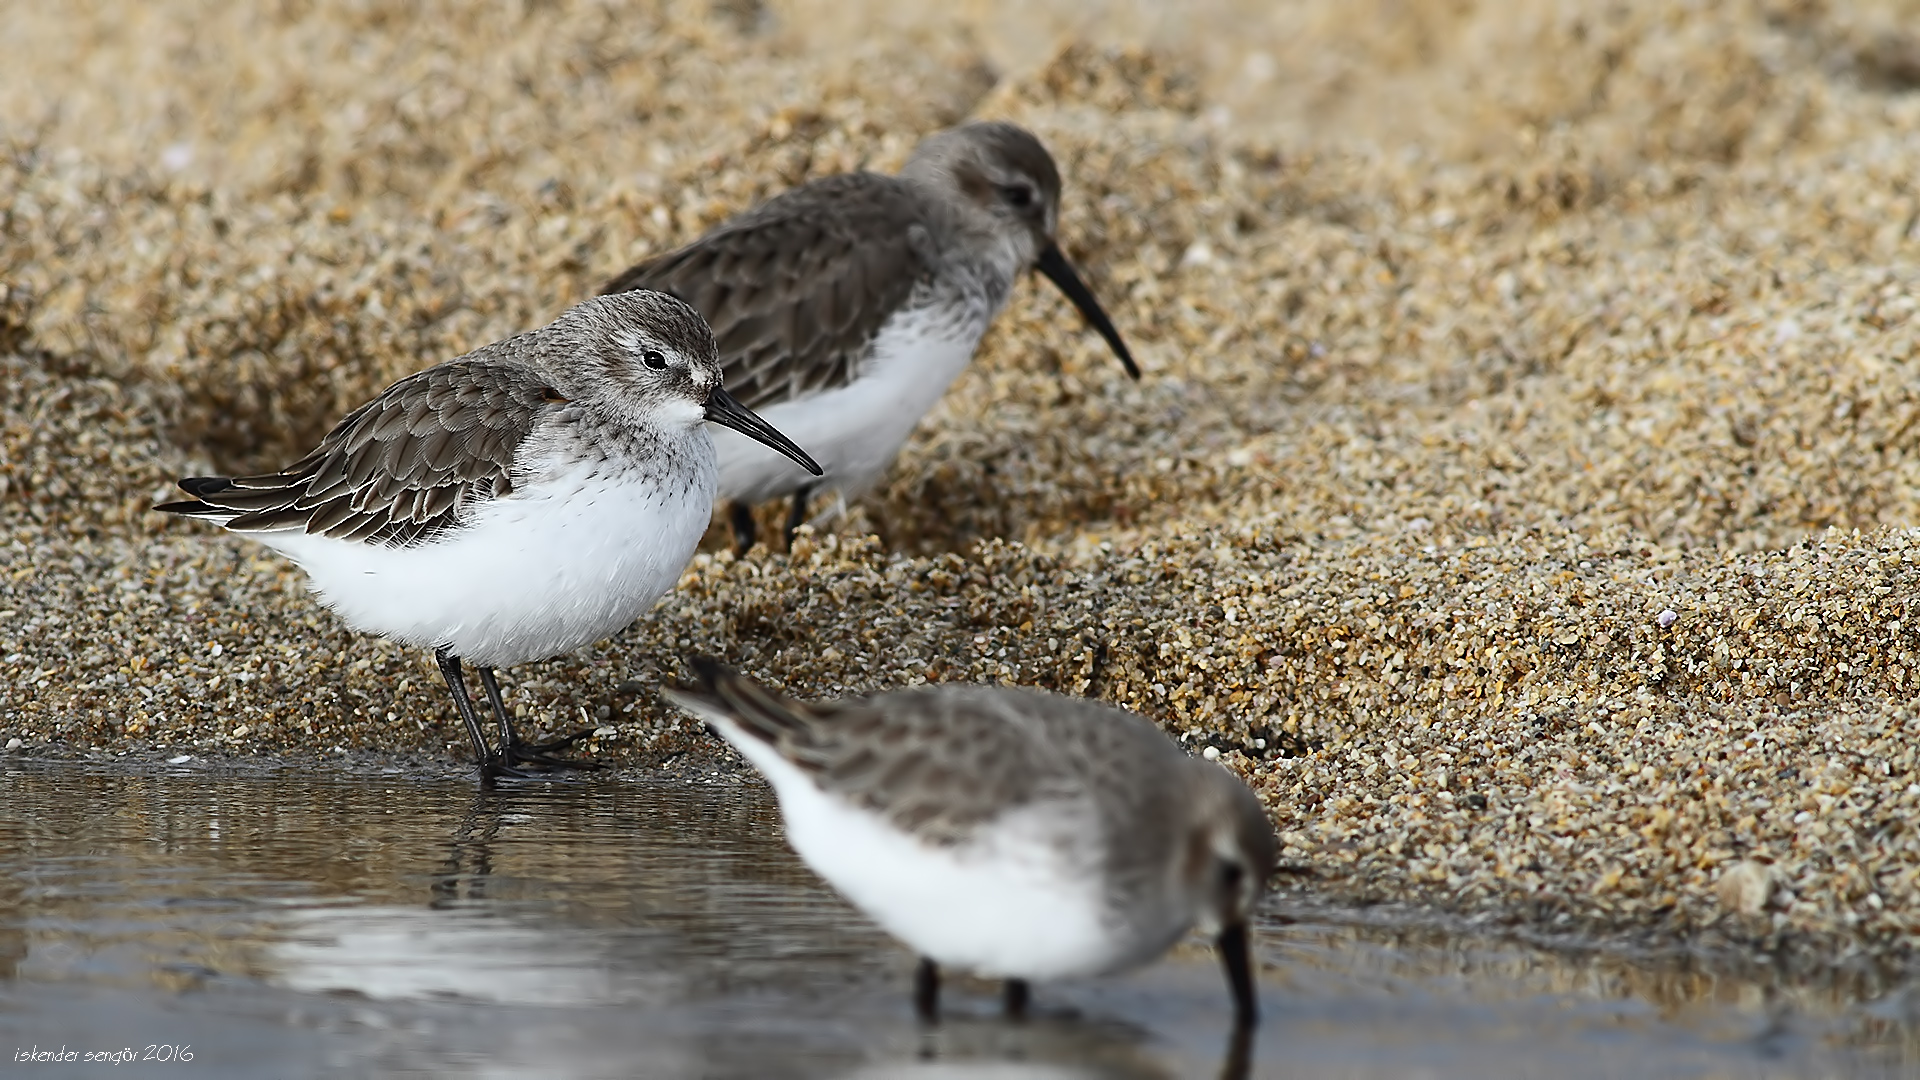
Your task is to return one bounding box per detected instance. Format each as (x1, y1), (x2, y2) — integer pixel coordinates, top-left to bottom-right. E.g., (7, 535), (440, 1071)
(684, 663), (1078, 846)
(601, 173), (931, 411)
(174, 360), (556, 548)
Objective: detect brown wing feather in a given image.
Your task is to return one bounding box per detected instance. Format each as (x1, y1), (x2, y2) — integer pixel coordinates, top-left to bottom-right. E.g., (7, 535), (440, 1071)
(159, 361), (554, 548)
(601, 173), (932, 412)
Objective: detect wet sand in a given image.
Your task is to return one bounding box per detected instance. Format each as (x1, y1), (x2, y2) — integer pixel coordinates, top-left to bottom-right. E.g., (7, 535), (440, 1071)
(4, 0), (1920, 981)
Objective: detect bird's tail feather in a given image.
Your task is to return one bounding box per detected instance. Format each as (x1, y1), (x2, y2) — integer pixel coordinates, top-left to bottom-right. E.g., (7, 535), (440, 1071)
(153, 476), (239, 518)
(661, 656), (814, 748)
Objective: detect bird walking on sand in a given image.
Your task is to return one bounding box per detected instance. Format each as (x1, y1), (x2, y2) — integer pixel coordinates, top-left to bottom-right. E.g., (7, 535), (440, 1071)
(601, 121), (1138, 555)
(155, 291), (820, 780)
(663, 659), (1276, 1026)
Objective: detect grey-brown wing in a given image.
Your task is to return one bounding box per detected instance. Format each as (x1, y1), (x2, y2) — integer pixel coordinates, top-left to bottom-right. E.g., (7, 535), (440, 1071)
(672, 664), (1097, 845)
(601, 173), (932, 411)
(878, 687), (1203, 899)
(164, 361), (556, 547)
(783, 693), (1077, 845)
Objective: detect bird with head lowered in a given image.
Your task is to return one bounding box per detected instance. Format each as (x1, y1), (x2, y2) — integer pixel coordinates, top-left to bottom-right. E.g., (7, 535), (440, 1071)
(663, 659), (1276, 1027)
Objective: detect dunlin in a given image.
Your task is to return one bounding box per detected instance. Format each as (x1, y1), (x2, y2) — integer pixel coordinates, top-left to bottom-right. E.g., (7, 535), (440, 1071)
(662, 659), (1276, 1026)
(156, 291), (820, 779)
(602, 121), (1138, 554)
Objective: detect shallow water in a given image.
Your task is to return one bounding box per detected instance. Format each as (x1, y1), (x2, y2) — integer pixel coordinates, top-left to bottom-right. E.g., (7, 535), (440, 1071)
(0, 759), (1914, 1079)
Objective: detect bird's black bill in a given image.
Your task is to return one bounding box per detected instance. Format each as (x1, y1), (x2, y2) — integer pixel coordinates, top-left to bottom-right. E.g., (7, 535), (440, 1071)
(1218, 921), (1259, 1027)
(704, 386), (823, 476)
(1036, 242), (1140, 380)
(1219, 1020), (1255, 1080)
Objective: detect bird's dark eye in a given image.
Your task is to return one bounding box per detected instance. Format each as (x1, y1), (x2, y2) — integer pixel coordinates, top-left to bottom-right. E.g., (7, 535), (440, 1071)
(642, 349), (669, 370)
(1219, 860), (1245, 890)
(999, 183), (1035, 209)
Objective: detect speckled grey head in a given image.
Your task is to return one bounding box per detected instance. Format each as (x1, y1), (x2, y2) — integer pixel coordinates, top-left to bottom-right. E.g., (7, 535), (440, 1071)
(548, 289), (723, 427)
(543, 290), (818, 475)
(900, 121), (1136, 379)
(900, 120), (1064, 266)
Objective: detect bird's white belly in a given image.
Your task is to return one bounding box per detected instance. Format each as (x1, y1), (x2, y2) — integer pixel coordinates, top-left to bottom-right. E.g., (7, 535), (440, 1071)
(729, 729), (1132, 981)
(714, 305), (986, 505)
(252, 454), (715, 668)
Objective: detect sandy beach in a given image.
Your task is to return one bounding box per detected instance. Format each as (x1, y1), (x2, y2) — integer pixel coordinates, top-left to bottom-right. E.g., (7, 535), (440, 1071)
(4, 0), (1920, 978)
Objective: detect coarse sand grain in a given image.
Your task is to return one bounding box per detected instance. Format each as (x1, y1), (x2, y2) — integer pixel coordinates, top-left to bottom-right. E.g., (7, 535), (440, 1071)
(5, 0), (1920, 981)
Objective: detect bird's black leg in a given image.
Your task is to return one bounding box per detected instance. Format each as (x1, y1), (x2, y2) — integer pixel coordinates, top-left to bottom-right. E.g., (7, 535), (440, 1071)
(1003, 978), (1030, 1021)
(729, 500), (757, 557)
(914, 956), (940, 1024)
(435, 647), (525, 781)
(476, 666), (600, 772)
(783, 484), (813, 551)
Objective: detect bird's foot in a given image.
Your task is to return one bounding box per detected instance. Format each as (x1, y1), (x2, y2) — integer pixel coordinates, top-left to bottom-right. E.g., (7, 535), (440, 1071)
(477, 756), (543, 784)
(503, 728), (603, 772)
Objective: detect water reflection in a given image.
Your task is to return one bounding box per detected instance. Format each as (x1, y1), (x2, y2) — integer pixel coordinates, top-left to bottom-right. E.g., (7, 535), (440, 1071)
(254, 790), (657, 1007)
(0, 759), (1912, 1079)
(267, 904), (644, 1005)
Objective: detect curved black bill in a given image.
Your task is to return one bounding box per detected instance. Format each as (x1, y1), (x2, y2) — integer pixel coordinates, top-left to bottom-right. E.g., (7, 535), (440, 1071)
(1217, 921), (1259, 1028)
(1036, 242), (1140, 380)
(704, 386), (822, 476)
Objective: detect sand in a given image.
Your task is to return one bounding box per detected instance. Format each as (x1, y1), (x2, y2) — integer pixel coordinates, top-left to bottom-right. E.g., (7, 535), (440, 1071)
(5, 0), (1920, 979)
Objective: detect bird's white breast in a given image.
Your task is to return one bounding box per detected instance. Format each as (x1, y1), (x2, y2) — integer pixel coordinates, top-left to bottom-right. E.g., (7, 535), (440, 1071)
(250, 440), (717, 668)
(717, 718), (1149, 981)
(713, 297), (992, 506)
